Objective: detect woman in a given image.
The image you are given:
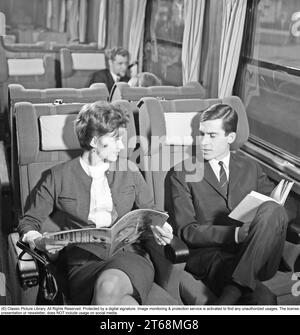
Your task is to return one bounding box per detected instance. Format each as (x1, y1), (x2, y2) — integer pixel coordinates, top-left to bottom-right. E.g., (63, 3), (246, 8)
(18, 101), (173, 305)
(128, 72), (162, 87)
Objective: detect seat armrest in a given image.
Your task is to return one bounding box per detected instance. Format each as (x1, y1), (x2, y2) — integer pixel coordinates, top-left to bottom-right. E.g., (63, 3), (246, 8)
(144, 237), (189, 303)
(164, 237), (189, 263)
(286, 222), (300, 244)
(9, 233), (39, 288)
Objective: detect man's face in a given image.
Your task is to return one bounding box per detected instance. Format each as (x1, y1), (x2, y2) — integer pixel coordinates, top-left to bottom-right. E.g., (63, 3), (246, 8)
(109, 55), (129, 78)
(199, 119), (236, 161)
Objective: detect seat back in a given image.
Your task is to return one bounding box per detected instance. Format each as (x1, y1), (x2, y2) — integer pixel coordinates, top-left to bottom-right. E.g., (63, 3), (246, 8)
(14, 100), (136, 220)
(0, 54), (56, 114)
(137, 96), (248, 304)
(110, 82), (206, 138)
(8, 84), (109, 219)
(60, 48), (106, 88)
(110, 81), (205, 102)
(138, 96), (249, 210)
(8, 100), (137, 305)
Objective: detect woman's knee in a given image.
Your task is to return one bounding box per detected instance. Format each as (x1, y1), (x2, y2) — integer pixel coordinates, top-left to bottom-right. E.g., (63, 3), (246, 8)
(93, 269), (133, 303)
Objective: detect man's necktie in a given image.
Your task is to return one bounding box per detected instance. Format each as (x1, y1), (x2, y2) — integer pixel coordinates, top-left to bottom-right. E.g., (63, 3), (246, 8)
(219, 161), (228, 197)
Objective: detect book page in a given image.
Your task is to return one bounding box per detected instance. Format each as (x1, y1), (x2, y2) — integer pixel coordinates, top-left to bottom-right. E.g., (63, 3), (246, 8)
(270, 179), (294, 205)
(229, 191), (276, 224)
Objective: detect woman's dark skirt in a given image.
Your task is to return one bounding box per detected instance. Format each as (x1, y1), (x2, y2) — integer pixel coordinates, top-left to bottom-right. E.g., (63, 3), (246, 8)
(58, 244), (154, 305)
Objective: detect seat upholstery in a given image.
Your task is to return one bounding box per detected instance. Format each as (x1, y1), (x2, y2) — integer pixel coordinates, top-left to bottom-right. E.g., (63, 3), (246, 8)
(7, 100), (185, 305)
(138, 96), (300, 304)
(110, 82), (206, 139)
(110, 81), (206, 102)
(0, 54), (56, 115)
(138, 97), (249, 208)
(60, 48), (106, 88)
(137, 96), (250, 304)
(8, 84), (109, 221)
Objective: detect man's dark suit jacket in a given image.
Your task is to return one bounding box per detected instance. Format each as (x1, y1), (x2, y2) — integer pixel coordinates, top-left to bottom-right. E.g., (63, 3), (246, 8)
(88, 69), (130, 93)
(169, 151), (275, 249)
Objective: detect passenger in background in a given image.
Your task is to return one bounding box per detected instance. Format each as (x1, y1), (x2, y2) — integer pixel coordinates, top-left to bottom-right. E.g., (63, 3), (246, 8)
(128, 72), (162, 87)
(170, 103), (288, 305)
(89, 47), (131, 93)
(18, 101), (173, 305)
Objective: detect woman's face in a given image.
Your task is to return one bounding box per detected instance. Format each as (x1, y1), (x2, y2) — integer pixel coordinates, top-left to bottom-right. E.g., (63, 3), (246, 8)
(94, 127), (126, 162)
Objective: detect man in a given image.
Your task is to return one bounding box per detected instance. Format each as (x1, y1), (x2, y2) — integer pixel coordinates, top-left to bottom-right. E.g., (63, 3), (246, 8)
(89, 47), (130, 94)
(169, 103), (288, 305)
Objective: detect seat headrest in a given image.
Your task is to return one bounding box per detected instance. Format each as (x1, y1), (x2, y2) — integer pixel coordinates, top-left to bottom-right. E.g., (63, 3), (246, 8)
(8, 83), (109, 104)
(110, 81), (205, 102)
(139, 96), (249, 156)
(15, 100), (137, 165)
(60, 48), (106, 77)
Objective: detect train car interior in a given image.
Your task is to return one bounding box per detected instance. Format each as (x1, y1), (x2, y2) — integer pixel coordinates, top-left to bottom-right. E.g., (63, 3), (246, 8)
(0, 0), (299, 307)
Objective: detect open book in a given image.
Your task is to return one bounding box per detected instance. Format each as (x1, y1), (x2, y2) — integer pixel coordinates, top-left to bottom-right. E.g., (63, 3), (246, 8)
(229, 179), (294, 224)
(41, 208), (168, 259)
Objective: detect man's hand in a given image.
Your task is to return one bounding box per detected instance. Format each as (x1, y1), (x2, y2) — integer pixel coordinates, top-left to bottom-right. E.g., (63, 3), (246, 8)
(237, 222), (251, 243)
(151, 222), (173, 246)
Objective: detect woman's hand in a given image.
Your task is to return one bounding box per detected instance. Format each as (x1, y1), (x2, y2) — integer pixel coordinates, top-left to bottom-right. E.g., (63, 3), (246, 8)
(22, 230), (68, 255)
(22, 230), (43, 250)
(34, 236), (69, 255)
(151, 222), (173, 246)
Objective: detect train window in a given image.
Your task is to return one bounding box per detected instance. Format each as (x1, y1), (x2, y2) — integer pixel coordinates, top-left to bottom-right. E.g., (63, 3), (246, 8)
(235, 0), (300, 169)
(143, 0), (184, 85)
(1, 0), (107, 46)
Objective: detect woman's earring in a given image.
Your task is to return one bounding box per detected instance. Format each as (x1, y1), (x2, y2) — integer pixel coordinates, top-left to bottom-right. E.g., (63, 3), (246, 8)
(91, 148), (96, 153)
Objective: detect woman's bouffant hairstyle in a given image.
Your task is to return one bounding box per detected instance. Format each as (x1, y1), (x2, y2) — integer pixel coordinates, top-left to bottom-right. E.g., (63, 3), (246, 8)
(74, 101), (129, 150)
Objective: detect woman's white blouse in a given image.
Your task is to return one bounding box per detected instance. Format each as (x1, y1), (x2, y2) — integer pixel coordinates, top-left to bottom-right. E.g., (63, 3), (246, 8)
(79, 157), (113, 228)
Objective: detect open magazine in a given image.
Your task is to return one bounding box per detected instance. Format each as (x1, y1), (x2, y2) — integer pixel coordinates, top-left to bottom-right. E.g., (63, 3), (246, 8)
(41, 208), (168, 259)
(229, 179), (294, 224)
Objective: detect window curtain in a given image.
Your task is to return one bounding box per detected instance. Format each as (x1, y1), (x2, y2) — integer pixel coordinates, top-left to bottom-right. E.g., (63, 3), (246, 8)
(79, 0), (87, 42)
(67, 0), (79, 42)
(218, 0), (247, 98)
(46, 0), (60, 31)
(0, 12), (5, 36)
(123, 0), (147, 64)
(97, 0), (107, 48)
(181, 0), (205, 84)
(59, 0), (67, 33)
(46, 0), (52, 30)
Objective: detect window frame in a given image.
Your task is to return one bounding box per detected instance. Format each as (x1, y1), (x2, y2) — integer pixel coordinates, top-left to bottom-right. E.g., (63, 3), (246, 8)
(234, 0), (300, 181)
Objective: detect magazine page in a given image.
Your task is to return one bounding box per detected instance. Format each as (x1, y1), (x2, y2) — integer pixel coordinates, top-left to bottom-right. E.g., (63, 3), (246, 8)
(109, 209), (169, 256)
(42, 227), (114, 259)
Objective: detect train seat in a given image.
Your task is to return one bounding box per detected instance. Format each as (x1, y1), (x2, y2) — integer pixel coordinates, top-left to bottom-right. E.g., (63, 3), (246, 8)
(0, 54), (56, 115)
(7, 100), (188, 305)
(110, 81), (206, 139)
(7, 83), (109, 224)
(138, 96), (300, 304)
(60, 48), (106, 88)
(110, 81), (206, 102)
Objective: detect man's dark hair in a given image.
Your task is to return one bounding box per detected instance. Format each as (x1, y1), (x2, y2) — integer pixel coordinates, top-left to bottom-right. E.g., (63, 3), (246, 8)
(199, 103), (238, 135)
(106, 47), (129, 61)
